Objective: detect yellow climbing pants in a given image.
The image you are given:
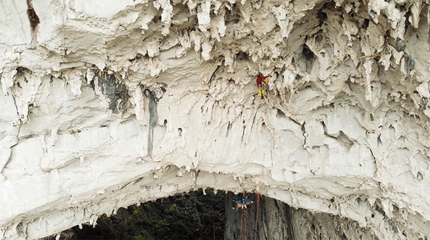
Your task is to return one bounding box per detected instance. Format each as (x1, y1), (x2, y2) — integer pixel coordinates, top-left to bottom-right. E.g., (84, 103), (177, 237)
(258, 88), (266, 97)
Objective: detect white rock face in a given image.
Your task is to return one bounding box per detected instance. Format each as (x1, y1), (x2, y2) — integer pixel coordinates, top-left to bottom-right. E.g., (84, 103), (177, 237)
(1, 0), (430, 239)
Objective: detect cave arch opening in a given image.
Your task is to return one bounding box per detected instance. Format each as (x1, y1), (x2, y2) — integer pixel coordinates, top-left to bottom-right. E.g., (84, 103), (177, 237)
(41, 186), (377, 240)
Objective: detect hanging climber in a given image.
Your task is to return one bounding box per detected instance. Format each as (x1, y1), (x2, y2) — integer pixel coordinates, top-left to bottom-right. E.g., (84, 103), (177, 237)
(256, 74), (269, 99)
(232, 196), (254, 210)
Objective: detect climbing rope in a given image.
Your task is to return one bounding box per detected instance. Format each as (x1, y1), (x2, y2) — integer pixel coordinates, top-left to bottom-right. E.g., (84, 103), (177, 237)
(238, 191), (262, 240)
(239, 208), (243, 240)
(253, 193), (260, 240)
(244, 205), (248, 239)
(239, 190), (248, 240)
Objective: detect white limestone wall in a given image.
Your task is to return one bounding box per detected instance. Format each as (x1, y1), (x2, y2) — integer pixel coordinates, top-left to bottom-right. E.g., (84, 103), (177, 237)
(1, 0), (430, 239)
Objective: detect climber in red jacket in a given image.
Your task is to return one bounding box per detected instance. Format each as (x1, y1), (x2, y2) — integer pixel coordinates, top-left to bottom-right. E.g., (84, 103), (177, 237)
(256, 74), (269, 99)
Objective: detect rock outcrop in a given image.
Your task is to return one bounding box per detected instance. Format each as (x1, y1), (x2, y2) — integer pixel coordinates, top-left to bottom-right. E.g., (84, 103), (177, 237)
(1, 0), (430, 239)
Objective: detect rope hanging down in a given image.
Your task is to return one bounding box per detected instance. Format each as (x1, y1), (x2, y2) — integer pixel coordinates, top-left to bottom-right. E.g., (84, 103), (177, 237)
(239, 190), (247, 240)
(253, 193), (260, 240)
(237, 191), (261, 240)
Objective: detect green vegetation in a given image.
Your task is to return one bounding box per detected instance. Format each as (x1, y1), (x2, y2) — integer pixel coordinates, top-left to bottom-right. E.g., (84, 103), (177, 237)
(72, 188), (225, 240)
(68, 129), (81, 135)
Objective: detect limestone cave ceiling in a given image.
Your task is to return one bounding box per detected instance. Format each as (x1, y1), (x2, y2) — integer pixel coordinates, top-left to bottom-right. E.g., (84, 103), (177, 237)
(1, 0), (430, 239)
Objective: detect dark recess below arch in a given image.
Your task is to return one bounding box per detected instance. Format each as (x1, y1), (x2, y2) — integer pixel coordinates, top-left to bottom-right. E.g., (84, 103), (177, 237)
(42, 190), (377, 240)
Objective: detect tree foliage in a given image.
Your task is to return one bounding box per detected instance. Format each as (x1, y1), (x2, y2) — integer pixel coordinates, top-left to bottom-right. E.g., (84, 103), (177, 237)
(71, 188), (225, 240)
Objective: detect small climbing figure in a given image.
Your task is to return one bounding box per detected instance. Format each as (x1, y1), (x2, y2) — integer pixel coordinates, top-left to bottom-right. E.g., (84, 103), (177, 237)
(256, 74), (269, 99)
(232, 195), (254, 210)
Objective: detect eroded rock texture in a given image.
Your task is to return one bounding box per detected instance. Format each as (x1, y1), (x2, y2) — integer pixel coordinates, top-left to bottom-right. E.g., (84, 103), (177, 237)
(1, 0), (430, 239)
(225, 192), (380, 240)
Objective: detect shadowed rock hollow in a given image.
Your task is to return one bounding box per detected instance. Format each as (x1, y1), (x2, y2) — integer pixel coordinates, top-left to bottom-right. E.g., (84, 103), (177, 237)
(1, 0), (430, 239)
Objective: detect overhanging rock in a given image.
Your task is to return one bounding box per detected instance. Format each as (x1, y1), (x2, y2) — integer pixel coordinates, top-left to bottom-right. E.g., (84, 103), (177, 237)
(1, 0), (430, 239)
